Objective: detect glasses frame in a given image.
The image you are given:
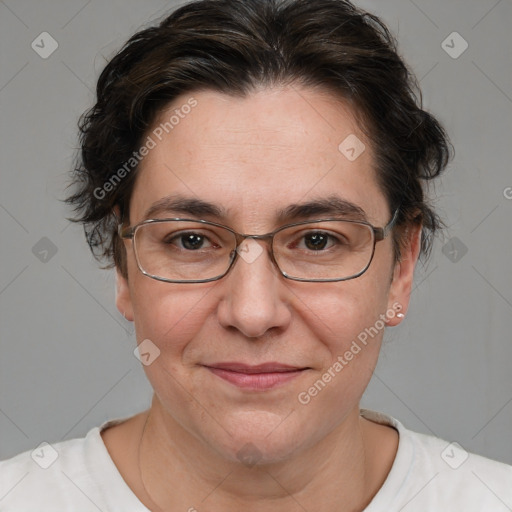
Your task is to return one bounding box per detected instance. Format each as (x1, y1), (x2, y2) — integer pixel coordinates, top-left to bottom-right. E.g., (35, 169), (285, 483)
(118, 208), (400, 284)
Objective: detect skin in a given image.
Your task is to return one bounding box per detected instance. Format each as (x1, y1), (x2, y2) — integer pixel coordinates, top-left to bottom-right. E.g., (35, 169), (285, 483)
(103, 85), (422, 511)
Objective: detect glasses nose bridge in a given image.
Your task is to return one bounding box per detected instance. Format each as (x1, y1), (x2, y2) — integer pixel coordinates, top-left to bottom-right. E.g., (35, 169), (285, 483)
(231, 231), (279, 273)
(235, 231), (275, 247)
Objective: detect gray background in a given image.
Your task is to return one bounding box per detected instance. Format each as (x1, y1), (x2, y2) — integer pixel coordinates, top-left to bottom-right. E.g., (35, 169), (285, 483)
(1, 0), (511, 466)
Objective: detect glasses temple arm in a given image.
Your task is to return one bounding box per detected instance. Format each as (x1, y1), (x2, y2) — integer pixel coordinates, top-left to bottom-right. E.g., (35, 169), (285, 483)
(374, 207), (401, 240)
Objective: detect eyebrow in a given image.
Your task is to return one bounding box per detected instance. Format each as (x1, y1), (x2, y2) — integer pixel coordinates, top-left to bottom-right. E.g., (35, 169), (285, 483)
(142, 194), (368, 223)
(143, 195), (227, 220)
(276, 196), (368, 223)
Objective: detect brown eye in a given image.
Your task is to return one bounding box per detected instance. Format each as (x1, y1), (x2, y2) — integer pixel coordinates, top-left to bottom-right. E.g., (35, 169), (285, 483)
(180, 233), (207, 250)
(303, 232), (331, 251)
(165, 232), (213, 250)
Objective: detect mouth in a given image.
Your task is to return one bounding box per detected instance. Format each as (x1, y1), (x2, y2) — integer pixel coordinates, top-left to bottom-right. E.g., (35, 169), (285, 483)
(203, 362), (310, 390)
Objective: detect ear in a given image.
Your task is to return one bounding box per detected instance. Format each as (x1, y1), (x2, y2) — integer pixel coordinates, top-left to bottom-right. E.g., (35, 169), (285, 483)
(386, 224), (422, 326)
(116, 268), (134, 321)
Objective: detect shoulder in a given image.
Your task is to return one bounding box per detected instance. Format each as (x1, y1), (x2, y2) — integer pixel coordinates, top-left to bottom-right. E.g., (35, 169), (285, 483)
(410, 427), (512, 489)
(362, 409), (512, 511)
(0, 432), (97, 511)
(0, 417), (148, 512)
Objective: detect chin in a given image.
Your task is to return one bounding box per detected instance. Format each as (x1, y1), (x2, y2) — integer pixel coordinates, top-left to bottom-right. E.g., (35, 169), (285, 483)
(202, 410), (317, 466)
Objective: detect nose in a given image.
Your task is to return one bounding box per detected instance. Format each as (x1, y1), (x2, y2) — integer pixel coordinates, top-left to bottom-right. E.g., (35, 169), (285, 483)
(216, 239), (292, 338)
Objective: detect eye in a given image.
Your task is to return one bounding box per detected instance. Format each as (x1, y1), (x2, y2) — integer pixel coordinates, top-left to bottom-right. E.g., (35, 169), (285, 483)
(302, 232), (337, 251)
(165, 231), (215, 251)
(294, 231), (343, 251)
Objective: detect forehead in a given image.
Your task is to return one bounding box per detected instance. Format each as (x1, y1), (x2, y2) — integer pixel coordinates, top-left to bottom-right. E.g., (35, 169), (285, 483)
(130, 86), (388, 226)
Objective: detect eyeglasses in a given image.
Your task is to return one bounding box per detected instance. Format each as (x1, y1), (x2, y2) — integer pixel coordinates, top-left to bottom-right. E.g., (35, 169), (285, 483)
(118, 209), (399, 283)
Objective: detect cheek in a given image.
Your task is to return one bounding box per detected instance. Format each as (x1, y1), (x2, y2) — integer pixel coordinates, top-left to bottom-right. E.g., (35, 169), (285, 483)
(294, 288), (388, 415)
(129, 272), (215, 358)
(292, 267), (393, 402)
(299, 273), (391, 356)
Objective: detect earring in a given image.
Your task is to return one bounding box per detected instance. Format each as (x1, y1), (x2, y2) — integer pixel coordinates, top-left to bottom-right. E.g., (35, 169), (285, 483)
(397, 313), (405, 319)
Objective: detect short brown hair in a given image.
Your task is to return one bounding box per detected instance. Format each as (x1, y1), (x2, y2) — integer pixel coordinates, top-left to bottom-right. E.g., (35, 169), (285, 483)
(66, 0), (452, 276)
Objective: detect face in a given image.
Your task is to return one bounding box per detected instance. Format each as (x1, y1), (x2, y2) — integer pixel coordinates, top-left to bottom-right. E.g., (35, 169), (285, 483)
(117, 85), (420, 464)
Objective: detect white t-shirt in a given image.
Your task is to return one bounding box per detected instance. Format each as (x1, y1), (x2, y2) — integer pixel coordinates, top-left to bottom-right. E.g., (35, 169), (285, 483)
(1, 409), (511, 511)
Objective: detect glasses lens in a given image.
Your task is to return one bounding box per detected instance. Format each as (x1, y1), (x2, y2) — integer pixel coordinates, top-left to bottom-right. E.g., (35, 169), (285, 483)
(133, 221), (236, 282)
(273, 221), (374, 280)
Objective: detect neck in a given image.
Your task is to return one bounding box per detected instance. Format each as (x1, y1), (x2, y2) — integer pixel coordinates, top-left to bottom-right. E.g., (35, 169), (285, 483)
(137, 396), (388, 511)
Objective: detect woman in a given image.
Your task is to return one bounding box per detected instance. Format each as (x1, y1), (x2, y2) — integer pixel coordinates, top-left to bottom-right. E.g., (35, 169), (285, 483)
(1, 0), (510, 510)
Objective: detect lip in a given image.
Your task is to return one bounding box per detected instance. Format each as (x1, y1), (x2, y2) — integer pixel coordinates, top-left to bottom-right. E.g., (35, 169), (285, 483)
(203, 362), (310, 390)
